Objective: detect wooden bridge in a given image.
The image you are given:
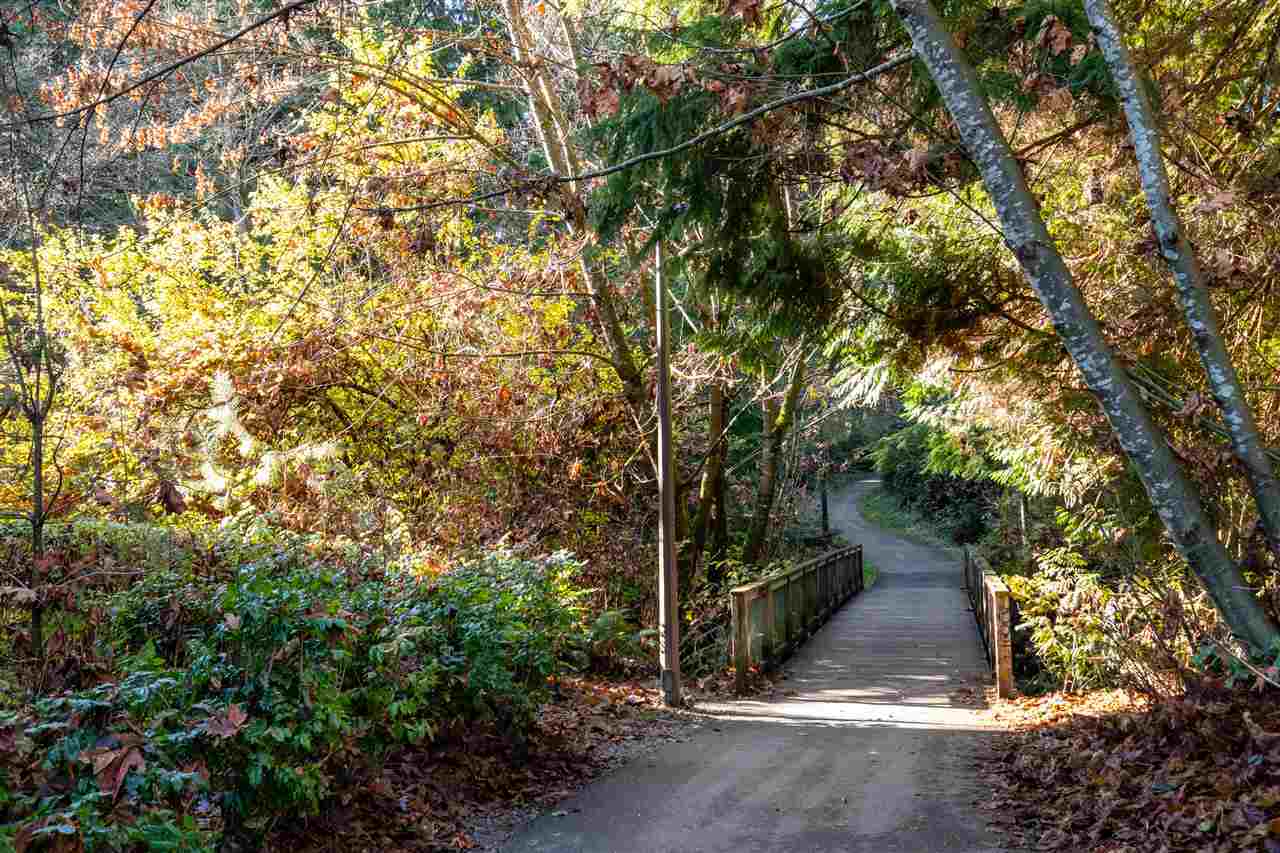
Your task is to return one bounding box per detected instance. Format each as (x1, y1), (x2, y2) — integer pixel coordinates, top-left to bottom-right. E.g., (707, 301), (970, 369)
(509, 479), (1008, 852)
(728, 542), (1015, 699)
(729, 545), (864, 693)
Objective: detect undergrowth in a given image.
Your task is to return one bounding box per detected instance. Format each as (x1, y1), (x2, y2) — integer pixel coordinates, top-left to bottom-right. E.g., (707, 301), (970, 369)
(985, 689), (1280, 853)
(0, 521), (594, 852)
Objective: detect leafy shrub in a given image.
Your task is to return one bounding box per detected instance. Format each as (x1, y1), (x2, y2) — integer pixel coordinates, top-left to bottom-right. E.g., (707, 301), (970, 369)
(578, 609), (650, 674)
(1001, 532), (1234, 696)
(1005, 547), (1119, 692)
(1, 538), (587, 851)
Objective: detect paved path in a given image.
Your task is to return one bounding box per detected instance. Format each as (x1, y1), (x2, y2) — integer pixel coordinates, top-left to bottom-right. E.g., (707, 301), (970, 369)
(506, 479), (1001, 853)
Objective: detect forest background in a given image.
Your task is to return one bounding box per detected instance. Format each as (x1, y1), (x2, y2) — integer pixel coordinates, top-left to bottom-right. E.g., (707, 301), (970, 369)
(1, 0), (1280, 850)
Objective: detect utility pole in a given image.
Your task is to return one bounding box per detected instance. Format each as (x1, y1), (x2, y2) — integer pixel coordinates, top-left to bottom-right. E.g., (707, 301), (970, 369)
(655, 241), (682, 706)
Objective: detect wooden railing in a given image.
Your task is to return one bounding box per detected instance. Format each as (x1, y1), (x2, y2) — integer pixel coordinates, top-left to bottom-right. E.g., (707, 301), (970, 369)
(963, 547), (1013, 698)
(730, 545), (863, 693)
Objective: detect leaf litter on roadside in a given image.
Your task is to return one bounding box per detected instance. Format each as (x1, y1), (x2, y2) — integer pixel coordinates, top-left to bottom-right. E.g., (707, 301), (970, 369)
(979, 689), (1280, 853)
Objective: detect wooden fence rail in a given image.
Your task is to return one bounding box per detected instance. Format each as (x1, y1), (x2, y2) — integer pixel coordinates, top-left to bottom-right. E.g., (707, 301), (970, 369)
(963, 547), (1013, 698)
(730, 545), (863, 693)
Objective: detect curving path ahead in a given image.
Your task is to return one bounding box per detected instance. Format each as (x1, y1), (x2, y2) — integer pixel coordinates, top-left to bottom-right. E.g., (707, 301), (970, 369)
(505, 479), (1003, 853)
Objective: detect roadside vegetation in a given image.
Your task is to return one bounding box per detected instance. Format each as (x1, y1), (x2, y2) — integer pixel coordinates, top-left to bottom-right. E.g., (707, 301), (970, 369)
(861, 560), (880, 591)
(3, 0), (1280, 851)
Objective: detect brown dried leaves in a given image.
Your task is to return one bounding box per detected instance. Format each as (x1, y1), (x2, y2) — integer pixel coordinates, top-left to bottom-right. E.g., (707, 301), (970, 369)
(984, 690), (1280, 853)
(579, 56), (755, 120)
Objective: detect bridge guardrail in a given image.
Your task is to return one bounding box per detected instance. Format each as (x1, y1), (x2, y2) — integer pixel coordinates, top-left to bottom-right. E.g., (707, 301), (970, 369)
(963, 547), (1013, 698)
(730, 545), (863, 693)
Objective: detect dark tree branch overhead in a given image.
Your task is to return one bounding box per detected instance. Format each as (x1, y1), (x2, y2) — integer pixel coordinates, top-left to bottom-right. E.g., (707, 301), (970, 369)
(373, 52), (914, 214)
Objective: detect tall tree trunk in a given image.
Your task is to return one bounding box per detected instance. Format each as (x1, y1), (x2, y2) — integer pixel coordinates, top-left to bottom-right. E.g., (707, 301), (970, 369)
(690, 382), (725, 582)
(30, 410), (44, 666)
(502, 0), (650, 441)
(889, 0), (1279, 650)
(744, 394), (782, 566)
(1084, 0), (1280, 562)
(744, 358), (806, 565)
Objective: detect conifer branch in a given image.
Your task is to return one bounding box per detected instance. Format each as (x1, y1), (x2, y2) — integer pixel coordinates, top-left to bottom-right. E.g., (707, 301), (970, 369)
(375, 52), (913, 214)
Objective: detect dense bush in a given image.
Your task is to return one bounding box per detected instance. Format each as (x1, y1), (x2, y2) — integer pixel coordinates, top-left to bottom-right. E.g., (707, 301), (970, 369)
(0, 530), (587, 852)
(1003, 546), (1122, 692)
(871, 422), (998, 544)
(1000, 544), (1268, 696)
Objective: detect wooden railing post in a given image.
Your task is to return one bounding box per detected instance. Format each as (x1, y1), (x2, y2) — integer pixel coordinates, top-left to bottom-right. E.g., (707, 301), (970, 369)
(822, 558), (831, 611)
(798, 571), (807, 638)
(801, 569), (809, 636)
(803, 563), (814, 630)
(987, 578), (1013, 698)
(789, 576), (796, 647)
(732, 588), (750, 694)
(778, 571), (788, 645)
(809, 565), (819, 630)
(817, 560), (825, 615)
(803, 566), (812, 632)
(816, 560), (824, 616)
